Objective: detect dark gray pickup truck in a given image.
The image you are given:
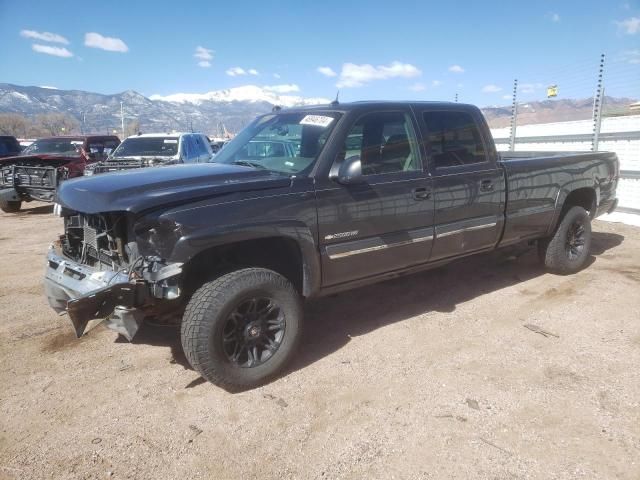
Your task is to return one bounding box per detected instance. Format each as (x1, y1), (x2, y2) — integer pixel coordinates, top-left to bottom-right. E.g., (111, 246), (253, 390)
(44, 101), (619, 389)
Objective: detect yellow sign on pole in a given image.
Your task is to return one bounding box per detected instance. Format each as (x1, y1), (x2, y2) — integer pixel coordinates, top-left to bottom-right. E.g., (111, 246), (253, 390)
(547, 85), (558, 98)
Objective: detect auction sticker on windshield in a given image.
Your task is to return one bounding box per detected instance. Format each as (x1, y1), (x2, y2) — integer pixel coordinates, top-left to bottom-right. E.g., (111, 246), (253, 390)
(164, 139), (178, 143)
(300, 115), (334, 128)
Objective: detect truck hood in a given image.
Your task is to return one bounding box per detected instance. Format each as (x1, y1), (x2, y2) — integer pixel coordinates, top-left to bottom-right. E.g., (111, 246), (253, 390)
(57, 162), (291, 214)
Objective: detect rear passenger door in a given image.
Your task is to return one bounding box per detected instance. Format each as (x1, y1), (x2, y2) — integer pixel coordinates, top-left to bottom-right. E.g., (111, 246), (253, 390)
(315, 109), (435, 286)
(417, 108), (505, 261)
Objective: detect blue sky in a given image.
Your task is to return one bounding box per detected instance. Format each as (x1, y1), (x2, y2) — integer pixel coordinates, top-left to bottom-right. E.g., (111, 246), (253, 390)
(0, 0), (638, 106)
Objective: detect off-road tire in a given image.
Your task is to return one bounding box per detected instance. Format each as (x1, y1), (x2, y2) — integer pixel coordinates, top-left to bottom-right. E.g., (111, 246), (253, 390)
(181, 268), (303, 390)
(0, 200), (21, 213)
(538, 206), (592, 274)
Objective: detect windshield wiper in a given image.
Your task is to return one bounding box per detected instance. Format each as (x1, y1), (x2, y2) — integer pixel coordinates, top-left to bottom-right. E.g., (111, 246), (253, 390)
(231, 160), (268, 170)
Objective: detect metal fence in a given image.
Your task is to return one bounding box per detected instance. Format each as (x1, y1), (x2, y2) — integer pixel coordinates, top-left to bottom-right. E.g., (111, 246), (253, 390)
(488, 53), (640, 215)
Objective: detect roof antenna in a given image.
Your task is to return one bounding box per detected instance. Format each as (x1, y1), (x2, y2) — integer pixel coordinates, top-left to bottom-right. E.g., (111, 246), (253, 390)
(331, 90), (340, 106)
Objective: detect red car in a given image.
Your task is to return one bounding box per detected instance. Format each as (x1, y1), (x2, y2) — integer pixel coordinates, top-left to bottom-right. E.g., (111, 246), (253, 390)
(0, 135), (120, 213)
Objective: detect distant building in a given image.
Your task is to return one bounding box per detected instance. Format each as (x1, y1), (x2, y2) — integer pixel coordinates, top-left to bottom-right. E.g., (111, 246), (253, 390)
(630, 102), (640, 113)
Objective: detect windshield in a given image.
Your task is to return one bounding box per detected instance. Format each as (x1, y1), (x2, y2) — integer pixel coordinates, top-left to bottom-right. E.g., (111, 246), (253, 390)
(213, 112), (340, 175)
(112, 137), (179, 158)
(22, 138), (83, 156)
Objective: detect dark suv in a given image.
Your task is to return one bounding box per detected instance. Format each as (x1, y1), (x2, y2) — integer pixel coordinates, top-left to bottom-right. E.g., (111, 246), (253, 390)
(0, 136), (21, 159)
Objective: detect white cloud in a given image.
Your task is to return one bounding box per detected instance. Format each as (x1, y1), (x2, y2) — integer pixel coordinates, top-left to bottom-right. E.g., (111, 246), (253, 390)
(273, 73), (281, 79)
(431, 80), (443, 87)
(448, 64), (464, 73)
(32, 44), (73, 58)
(194, 46), (213, 68)
(616, 16), (640, 34)
(409, 82), (426, 92)
(226, 67), (259, 76)
(618, 49), (640, 64)
(264, 84), (300, 93)
(226, 67), (246, 76)
(550, 12), (560, 22)
(336, 61), (421, 88)
(84, 32), (128, 52)
(317, 66), (337, 77)
(482, 84), (502, 93)
(502, 94), (512, 100)
(519, 82), (543, 94)
(20, 29), (69, 44)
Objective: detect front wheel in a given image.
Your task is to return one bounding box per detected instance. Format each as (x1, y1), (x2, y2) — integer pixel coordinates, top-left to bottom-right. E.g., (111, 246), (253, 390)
(0, 200), (21, 213)
(181, 268), (303, 390)
(538, 206), (592, 274)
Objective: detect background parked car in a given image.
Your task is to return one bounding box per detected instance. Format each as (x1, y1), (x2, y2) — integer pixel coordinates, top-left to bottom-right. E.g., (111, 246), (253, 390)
(0, 134), (120, 212)
(87, 132), (213, 174)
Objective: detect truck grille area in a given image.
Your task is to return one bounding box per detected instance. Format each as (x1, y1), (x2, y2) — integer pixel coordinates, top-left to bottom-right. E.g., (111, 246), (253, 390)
(0, 160), (70, 189)
(62, 213), (129, 270)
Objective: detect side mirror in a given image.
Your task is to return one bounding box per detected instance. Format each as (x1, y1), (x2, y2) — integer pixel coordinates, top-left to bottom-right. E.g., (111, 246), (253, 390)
(332, 155), (364, 185)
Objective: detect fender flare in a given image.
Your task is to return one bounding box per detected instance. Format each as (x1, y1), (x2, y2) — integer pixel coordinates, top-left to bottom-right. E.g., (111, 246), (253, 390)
(547, 179), (599, 235)
(169, 221), (321, 297)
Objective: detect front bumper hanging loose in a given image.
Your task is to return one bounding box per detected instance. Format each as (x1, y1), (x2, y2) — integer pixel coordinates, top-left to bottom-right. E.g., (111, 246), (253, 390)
(44, 244), (181, 341)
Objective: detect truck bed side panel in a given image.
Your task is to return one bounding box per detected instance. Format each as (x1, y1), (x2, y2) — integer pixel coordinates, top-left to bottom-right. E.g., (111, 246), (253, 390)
(499, 152), (618, 246)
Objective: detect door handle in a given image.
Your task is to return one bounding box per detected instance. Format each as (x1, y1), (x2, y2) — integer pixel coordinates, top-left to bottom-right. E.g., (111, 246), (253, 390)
(412, 187), (432, 200)
(480, 180), (494, 192)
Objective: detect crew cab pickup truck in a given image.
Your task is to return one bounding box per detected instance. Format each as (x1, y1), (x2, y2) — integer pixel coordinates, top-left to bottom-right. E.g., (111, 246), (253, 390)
(0, 135), (120, 212)
(43, 101), (619, 389)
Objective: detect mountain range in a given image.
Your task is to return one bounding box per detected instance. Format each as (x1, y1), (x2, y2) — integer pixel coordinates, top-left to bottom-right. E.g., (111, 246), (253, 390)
(0, 83), (636, 135)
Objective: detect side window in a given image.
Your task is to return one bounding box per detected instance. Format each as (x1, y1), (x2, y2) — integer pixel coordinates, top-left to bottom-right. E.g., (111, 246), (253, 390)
(104, 140), (119, 156)
(181, 136), (192, 161)
(200, 135), (212, 156)
(423, 111), (487, 168)
(342, 112), (419, 175)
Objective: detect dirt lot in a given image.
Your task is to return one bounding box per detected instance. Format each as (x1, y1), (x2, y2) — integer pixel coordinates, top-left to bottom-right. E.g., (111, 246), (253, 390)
(1, 203), (639, 480)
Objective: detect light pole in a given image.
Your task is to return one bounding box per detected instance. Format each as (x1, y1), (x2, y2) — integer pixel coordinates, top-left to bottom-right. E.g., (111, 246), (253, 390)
(120, 101), (125, 138)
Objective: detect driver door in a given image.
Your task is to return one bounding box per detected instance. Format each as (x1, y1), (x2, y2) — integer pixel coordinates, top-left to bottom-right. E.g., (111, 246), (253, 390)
(315, 109), (434, 286)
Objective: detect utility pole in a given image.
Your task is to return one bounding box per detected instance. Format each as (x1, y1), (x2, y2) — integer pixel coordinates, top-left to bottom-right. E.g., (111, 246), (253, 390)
(454, 93), (458, 103)
(591, 54), (606, 152)
(120, 101), (125, 138)
(509, 79), (518, 152)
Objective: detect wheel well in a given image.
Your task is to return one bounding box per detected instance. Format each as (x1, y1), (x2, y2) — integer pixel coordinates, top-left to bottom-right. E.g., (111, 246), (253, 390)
(181, 237), (304, 297)
(562, 187), (597, 218)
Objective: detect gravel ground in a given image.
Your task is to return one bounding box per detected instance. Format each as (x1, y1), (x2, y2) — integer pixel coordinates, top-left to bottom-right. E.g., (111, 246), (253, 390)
(1, 203), (639, 480)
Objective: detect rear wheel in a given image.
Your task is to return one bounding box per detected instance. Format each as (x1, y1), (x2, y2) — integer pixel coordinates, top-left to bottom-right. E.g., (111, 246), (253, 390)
(181, 268), (303, 390)
(538, 206), (592, 274)
(0, 200), (21, 213)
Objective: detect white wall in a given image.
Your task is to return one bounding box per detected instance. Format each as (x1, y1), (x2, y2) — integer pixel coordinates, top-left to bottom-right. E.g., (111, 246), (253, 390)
(491, 115), (640, 212)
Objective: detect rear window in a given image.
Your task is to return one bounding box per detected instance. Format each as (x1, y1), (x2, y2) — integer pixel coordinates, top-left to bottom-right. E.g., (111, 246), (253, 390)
(423, 111), (487, 167)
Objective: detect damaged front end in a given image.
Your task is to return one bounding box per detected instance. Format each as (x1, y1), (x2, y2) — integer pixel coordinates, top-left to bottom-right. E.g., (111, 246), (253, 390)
(44, 210), (184, 341)
(0, 158), (72, 203)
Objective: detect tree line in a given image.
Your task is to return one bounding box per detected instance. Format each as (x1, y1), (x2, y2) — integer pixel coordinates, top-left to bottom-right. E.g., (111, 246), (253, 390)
(0, 113), (140, 138)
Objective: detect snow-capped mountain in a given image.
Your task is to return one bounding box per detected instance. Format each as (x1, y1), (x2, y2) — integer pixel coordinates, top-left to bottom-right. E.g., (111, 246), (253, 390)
(150, 85), (330, 108)
(0, 83), (330, 134)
